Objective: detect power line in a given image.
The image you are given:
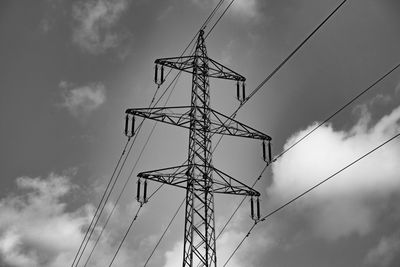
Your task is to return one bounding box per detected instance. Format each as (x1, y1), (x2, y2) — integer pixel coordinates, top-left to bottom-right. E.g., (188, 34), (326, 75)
(223, 132), (400, 267)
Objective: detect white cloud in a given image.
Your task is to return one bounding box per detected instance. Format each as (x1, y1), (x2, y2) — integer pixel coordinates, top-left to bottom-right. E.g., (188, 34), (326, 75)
(0, 174), (88, 267)
(365, 231), (400, 267)
(72, 0), (129, 54)
(230, 0), (258, 19)
(60, 81), (106, 118)
(267, 104), (400, 240)
(0, 173), (137, 267)
(191, 0), (258, 19)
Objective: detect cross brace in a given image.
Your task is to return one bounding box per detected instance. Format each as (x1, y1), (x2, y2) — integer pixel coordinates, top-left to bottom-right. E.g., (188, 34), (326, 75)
(138, 164), (260, 197)
(155, 56), (246, 82)
(125, 106), (271, 141)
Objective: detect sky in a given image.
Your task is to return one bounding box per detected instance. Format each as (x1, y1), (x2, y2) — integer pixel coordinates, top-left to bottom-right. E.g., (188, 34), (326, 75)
(1, 0), (400, 266)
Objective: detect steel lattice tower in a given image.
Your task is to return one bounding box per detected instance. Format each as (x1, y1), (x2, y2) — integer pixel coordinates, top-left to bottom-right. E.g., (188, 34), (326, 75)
(125, 30), (271, 267)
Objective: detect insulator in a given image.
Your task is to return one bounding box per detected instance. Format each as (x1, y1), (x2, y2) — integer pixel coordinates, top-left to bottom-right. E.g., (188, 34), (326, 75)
(256, 197), (261, 220)
(154, 64), (158, 83)
(262, 140), (266, 162)
(236, 81), (240, 100)
(131, 116), (135, 137)
(242, 82), (246, 100)
(250, 197), (255, 219)
(268, 141), (272, 163)
(160, 66), (164, 84)
(124, 114), (129, 136)
(136, 179), (141, 202)
(143, 180), (148, 203)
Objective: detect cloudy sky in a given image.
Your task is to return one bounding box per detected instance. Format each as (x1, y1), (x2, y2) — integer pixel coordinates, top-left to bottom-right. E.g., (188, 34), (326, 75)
(1, 0), (400, 266)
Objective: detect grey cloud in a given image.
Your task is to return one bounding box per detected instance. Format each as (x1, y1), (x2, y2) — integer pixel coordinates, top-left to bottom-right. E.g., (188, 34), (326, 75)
(365, 231), (400, 267)
(72, 0), (129, 54)
(60, 81), (106, 118)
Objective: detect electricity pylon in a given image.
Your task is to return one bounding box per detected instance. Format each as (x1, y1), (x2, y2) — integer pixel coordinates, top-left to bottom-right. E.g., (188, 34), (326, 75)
(125, 30), (271, 267)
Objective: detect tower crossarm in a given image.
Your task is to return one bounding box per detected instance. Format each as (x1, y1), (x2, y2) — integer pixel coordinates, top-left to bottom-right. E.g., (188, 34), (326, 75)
(138, 164), (260, 197)
(155, 56), (245, 82)
(126, 106), (271, 141)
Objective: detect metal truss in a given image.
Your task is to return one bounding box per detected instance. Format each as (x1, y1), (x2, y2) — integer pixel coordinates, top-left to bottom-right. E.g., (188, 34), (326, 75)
(138, 164), (260, 197)
(126, 106), (271, 141)
(126, 29), (271, 267)
(155, 56), (246, 82)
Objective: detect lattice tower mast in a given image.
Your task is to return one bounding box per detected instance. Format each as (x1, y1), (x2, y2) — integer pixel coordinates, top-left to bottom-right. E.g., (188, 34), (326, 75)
(125, 30), (272, 267)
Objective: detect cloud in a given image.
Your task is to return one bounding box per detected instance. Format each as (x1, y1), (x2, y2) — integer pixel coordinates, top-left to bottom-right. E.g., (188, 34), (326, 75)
(157, 5), (174, 21)
(230, 0), (258, 19)
(191, 0), (259, 19)
(0, 173), (137, 267)
(72, 0), (129, 54)
(60, 81), (106, 118)
(365, 231), (400, 267)
(0, 174), (88, 267)
(267, 104), (400, 240)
